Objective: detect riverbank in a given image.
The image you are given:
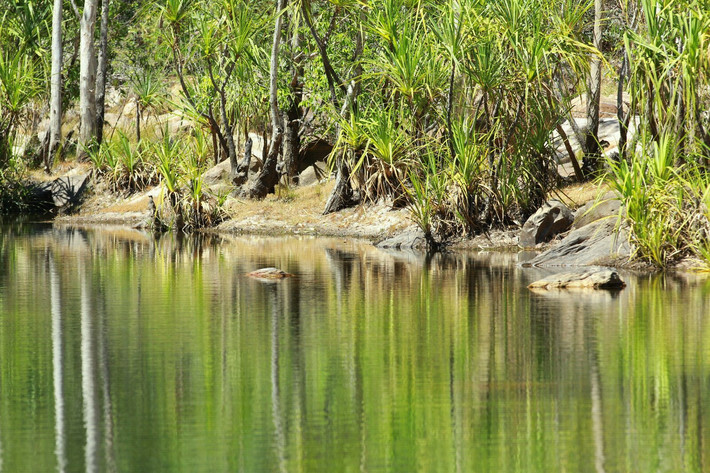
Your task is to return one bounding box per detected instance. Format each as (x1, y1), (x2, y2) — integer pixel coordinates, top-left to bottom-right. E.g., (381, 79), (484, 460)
(21, 162), (705, 273)
(41, 163), (579, 251)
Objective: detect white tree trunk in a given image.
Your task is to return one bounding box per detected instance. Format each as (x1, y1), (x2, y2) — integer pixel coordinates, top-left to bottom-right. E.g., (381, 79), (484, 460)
(95, 0), (109, 144)
(47, 0), (63, 171)
(585, 0), (602, 159)
(247, 0), (286, 198)
(79, 0), (99, 155)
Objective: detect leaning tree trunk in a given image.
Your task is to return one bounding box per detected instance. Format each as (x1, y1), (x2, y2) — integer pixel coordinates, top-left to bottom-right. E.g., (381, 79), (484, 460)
(78, 0), (99, 159)
(322, 14), (364, 215)
(583, 0), (602, 173)
(47, 0), (63, 172)
(248, 0), (287, 199)
(95, 0), (109, 145)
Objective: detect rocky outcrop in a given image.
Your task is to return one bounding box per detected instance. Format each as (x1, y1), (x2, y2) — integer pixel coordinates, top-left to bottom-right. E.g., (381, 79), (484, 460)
(572, 191), (622, 229)
(375, 228), (427, 250)
(528, 269), (626, 290)
(32, 172), (90, 209)
(519, 200), (574, 247)
(297, 161), (327, 186)
(524, 217), (632, 267)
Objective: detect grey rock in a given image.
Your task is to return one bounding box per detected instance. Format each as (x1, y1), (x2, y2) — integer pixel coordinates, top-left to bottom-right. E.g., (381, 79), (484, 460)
(573, 191), (622, 229)
(247, 267), (293, 279)
(203, 159), (231, 185)
(524, 218), (632, 267)
(519, 200), (574, 247)
(375, 228), (427, 250)
(35, 172), (90, 208)
(528, 269), (626, 290)
(297, 161), (327, 186)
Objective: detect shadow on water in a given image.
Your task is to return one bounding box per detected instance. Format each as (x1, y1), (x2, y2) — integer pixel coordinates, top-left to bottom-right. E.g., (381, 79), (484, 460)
(1, 224), (710, 472)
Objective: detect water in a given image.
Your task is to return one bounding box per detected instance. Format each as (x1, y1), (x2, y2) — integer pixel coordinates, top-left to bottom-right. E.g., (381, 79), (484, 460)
(1, 223), (709, 472)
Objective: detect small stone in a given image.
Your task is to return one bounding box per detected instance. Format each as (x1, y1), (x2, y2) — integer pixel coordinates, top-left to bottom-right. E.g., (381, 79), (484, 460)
(247, 267), (293, 279)
(528, 269), (626, 290)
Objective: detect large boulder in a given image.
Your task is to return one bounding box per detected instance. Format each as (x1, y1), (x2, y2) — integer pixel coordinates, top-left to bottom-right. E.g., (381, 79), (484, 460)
(203, 159), (231, 186)
(573, 191), (622, 229)
(519, 200), (574, 247)
(33, 172), (90, 209)
(528, 269), (626, 290)
(524, 218), (632, 267)
(297, 161), (327, 186)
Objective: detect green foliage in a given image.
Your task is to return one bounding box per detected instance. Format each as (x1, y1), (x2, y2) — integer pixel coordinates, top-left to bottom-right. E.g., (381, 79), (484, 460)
(607, 133), (710, 268)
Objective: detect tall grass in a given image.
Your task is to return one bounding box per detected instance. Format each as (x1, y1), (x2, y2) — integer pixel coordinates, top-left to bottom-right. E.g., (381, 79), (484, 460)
(607, 134), (710, 268)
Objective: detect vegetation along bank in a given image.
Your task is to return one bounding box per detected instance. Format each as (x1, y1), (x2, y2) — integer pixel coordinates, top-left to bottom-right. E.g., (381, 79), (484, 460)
(2, 0), (709, 269)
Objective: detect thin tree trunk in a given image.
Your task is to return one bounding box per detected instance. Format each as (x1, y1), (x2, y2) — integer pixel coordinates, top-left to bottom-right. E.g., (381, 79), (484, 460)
(47, 0), (63, 172)
(447, 62), (456, 161)
(556, 124), (584, 180)
(208, 56), (238, 177)
(95, 0), (109, 145)
(248, 0), (287, 199)
(322, 12), (364, 214)
(283, 20), (304, 183)
(584, 0), (602, 171)
(78, 0), (99, 159)
(135, 101), (141, 142)
(617, 50), (629, 161)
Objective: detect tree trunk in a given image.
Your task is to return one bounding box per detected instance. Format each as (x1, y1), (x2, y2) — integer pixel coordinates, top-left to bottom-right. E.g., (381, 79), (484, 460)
(617, 49), (630, 161)
(78, 0), (99, 158)
(95, 0), (109, 145)
(135, 101), (141, 142)
(283, 19), (304, 183)
(583, 0), (602, 172)
(208, 57), (238, 179)
(47, 0), (63, 173)
(323, 153), (355, 214)
(322, 12), (364, 214)
(248, 0), (287, 199)
(233, 136), (252, 186)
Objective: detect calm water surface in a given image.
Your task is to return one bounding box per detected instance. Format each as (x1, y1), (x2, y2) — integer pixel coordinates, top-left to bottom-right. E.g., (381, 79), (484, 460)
(1, 223), (709, 472)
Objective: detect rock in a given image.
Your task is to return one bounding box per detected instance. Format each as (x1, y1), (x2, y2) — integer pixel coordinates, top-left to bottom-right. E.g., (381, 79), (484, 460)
(375, 228), (427, 250)
(528, 269), (626, 290)
(519, 200), (574, 247)
(297, 161), (327, 186)
(573, 191), (622, 229)
(524, 218), (632, 267)
(33, 172), (90, 209)
(203, 159), (231, 185)
(247, 267), (293, 279)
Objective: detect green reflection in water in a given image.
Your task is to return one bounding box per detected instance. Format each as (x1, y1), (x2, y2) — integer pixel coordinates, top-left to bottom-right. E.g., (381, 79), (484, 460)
(1, 224), (709, 472)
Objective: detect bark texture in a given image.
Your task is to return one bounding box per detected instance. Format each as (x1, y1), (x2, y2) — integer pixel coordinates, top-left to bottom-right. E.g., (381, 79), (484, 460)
(79, 0), (99, 157)
(95, 0), (110, 144)
(249, 0), (287, 199)
(583, 0), (602, 172)
(47, 0), (63, 172)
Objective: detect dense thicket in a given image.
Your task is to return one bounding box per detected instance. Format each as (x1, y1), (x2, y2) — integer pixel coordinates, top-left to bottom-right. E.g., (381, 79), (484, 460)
(1, 0), (709, 263)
